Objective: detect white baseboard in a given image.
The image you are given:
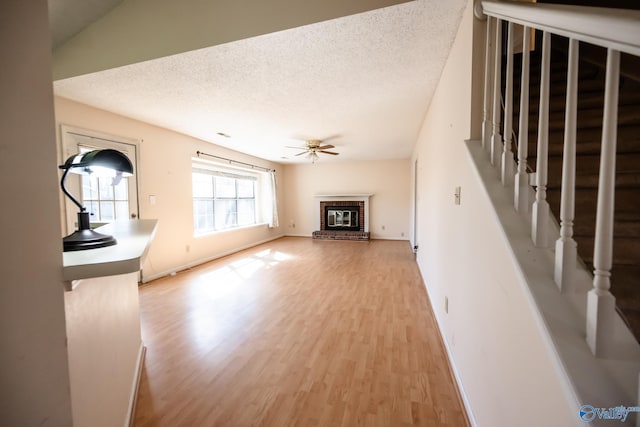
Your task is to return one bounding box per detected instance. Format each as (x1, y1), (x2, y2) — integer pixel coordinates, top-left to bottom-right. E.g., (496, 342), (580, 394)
(371, 236), (410, 241)
(125, 342), (146, 427)
(142, 234), (285, 283)
(418, 269), (477, 427)
(284, 232), (310, 237)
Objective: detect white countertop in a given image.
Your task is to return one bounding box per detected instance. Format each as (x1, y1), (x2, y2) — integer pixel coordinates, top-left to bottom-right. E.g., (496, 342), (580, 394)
(62, 219), (158, 284)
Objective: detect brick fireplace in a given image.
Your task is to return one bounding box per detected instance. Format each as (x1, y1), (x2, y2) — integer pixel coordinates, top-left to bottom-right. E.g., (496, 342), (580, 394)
(312, 194), (371, 241)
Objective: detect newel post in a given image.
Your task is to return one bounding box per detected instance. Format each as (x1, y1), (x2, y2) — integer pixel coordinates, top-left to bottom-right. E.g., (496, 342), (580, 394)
(586, 49), (620, 357)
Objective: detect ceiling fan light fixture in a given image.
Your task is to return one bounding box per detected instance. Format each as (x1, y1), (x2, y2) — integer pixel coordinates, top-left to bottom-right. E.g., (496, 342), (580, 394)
(307, 151), (319, 163)
(288, 137), (340, 162)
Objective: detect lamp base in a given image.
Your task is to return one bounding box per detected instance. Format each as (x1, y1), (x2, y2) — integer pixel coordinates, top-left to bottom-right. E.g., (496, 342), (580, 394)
(63, 229), (117, 252)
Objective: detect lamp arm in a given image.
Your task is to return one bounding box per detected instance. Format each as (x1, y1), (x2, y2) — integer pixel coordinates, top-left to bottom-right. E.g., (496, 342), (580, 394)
(60, 168), (85, 211)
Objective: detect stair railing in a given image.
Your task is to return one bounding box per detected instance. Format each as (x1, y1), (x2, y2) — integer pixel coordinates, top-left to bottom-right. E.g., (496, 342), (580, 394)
(478, 0), (640, 359)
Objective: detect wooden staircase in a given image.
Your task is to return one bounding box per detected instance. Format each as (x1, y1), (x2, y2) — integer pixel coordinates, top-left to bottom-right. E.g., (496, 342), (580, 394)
(512, 35), (640, 341)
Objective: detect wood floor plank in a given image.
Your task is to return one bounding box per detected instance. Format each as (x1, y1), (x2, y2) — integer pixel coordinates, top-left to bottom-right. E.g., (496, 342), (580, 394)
(133, 237), (469, 426)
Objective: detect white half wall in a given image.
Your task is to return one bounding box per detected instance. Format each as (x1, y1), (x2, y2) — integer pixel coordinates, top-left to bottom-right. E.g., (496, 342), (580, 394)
(412, 2), (579, 426)
(283, 159), (411, 239)
(54, 97), (286, 281)
(64, 272), (142, 427)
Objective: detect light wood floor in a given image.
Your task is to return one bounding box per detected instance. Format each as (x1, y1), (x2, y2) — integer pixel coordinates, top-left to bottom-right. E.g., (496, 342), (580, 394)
(133, 237), (469, 427)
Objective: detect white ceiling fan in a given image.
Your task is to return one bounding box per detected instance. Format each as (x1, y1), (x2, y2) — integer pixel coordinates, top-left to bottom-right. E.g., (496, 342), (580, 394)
(287, 139), (340, 163)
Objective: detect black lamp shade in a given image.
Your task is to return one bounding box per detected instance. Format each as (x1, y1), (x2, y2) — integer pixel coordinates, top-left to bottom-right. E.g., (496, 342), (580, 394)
(59, 149), (134, 252)
(62, 149), (134, 177)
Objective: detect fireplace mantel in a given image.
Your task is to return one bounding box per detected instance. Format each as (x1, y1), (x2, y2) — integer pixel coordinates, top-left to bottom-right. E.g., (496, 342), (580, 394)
(314, 194), (372, 233)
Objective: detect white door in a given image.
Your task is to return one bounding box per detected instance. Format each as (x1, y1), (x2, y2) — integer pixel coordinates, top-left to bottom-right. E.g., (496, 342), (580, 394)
(60, 125), (139, 232)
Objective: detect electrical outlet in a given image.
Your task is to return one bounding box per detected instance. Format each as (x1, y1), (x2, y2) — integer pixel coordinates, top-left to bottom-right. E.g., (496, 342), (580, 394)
(445, 296), (449, 314)
(454, 187), (461, 205)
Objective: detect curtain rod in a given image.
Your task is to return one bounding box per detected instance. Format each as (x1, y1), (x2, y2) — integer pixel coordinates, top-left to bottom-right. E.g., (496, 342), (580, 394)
(196, 151), (275, 173)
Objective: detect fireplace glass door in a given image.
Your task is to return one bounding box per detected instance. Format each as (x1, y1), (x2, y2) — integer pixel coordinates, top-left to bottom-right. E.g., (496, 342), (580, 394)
(327, 209), (356, 228)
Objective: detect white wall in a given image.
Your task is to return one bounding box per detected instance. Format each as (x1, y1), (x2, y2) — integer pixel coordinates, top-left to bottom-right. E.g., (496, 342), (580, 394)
(54, 97), (286, 281)
(0, 1), (73, 425)
(283, 159), (411, 239)
(412, 3), (578, 426)
(64, 272), (142, 427)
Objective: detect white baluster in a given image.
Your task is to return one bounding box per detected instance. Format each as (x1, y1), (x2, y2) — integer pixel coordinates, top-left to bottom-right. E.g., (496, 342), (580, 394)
(514, 27), (531, 213)
(502, 22), (515, 186)
(554, 39), (579, 292)
(483, 17), (494, 153)
(531, 31), (551, 247)
(586, 49), (620, 358)
(491, 19), (503, 167)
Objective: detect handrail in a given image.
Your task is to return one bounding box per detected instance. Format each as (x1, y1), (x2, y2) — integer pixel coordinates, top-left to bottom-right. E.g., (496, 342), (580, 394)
(481, 1), (640, 57)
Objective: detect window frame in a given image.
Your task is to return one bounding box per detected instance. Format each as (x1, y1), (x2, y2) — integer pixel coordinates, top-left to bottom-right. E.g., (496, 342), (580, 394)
(192, 163), (261, 235)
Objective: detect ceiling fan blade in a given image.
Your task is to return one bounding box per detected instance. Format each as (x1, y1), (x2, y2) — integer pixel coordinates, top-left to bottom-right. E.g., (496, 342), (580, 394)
(319, 135), (341, 143)
(286, 146), (306, 149)
(317, 144), (335, 150)
(295, 151), (308, 156)
(318, 150), (339, 155)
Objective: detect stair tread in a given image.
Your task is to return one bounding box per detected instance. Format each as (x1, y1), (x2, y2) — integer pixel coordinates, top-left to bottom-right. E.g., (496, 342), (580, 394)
(547, 171), (640, 188)
(528, 152), (640, 176)
(514, 90), (640, 115)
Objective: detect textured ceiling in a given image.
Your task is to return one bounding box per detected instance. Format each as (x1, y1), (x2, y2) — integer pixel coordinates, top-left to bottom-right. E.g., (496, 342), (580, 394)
(53, 0), (468, 164)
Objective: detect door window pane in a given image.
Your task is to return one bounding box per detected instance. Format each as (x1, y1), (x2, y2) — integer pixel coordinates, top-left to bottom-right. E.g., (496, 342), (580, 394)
(115, 201), (129, 220)
(98, 178), (114, 200)
(72, 140), (137, 226)
(85, 201), (99, 219)
(114, 179), (129, 200)
(99, 202), (115, 221)
(81, 171), (130, 223)
(82, 175), (99, 199)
